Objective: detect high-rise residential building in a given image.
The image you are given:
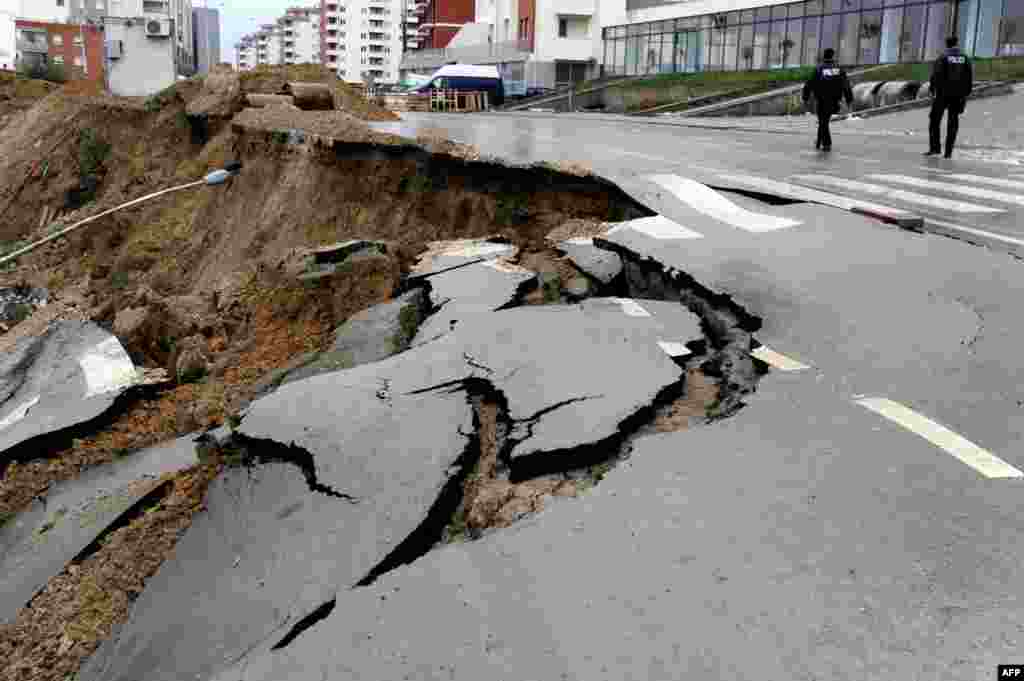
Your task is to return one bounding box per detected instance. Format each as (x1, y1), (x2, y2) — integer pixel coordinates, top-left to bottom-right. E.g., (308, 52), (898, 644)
(254, 22), (284, 65)
(281, 6), (321, 64)
(0, 12), (15, 71)
(192, 6), (219, 75)
(321, 0), (405, 85)
(235, 34), (256, 69)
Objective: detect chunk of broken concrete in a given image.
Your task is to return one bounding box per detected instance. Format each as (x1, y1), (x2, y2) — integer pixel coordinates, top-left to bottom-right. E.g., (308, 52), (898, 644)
(0, 321), (143, 466)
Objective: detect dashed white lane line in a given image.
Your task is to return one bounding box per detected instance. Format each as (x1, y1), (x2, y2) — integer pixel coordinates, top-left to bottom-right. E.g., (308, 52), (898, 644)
(0, 395), (41, 432)
(868, 174), (1024, 207)
(606, 215), (704, 240)
(946, 173), (1024, 192)
(612, 298), (652, 317)
(649, 174), (802, 233)
(80, 337), (137, 399)
(855, 397), (1024, 479)
(607, 147), (675, 162)
(657, 340), (691, 358)
(750, 346), (810, 371)
(923, 217), (1024, 248)
(791, 175), (1005, 214)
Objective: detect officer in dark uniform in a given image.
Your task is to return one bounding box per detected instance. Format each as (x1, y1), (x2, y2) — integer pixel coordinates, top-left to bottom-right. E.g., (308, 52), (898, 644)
(802, 48), (853, 152)
(925, 35), (974, 158)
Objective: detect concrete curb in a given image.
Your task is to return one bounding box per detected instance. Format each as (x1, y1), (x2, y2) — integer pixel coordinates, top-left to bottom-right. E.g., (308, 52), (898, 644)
(833, 81), (1015, 121)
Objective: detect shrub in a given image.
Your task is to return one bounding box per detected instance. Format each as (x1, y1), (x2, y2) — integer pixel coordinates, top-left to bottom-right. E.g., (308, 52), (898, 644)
(78, 128), (111, 177)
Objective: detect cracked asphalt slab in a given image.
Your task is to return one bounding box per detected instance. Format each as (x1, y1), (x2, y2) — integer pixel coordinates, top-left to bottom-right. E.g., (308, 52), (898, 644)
(80, 373), (475, 681)
(80, 300), (701, 681)
(0, 321), (140, 467)
(411, 252), (535, 345)
(215, 373), (1024, 681)
(0, 436), (198, 624)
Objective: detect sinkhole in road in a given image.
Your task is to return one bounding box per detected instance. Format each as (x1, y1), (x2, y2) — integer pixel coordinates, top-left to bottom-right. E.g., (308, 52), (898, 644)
(251, 233), (769, 654)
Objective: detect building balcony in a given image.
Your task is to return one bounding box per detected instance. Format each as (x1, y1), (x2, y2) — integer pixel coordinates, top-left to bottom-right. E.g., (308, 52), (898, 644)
(541, 37), (596, 62)
(16, 37), (48, 53)
(400, 38), (532, 69)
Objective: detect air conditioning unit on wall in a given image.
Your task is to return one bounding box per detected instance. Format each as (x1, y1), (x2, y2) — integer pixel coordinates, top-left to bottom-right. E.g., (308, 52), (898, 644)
(145, 19), (171, 38)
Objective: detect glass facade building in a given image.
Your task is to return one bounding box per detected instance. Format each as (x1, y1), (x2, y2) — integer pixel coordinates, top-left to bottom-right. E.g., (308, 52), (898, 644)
(602, 0), (1024, 75)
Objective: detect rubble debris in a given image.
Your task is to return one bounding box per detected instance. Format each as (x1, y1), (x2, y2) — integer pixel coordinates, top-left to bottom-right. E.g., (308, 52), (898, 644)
(283, 83), (334, 111)
(244, 94), (297, 109)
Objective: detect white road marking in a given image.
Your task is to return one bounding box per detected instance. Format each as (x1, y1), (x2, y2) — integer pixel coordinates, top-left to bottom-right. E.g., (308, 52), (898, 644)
(608, 148), (675, 162)
(791, 175), (1004, 214)
(855, 397), (1024, 479)
(606, 215), (704, 240)
(564, 237), (595, 246)
(716, 173), (918, 220)
(80, 337), (137, 399)
(657, 340), (691, 357)
(922, 217), (1024, 248)
(612, 298), (652, 317)
(0, 395), (41, 431)
(750, 346), (810, 371)
(868, 174), (1024, 207)
(946, 173), (1024, 192)
(648, 174), (802, 233)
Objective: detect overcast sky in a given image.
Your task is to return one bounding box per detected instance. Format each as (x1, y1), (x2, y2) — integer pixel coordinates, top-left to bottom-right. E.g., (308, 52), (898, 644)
(206, 0), (305, 64)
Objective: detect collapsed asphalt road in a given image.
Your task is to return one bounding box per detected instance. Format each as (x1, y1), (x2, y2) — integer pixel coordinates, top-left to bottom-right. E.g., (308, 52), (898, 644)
(78, 265), (715, 681)
(10, 157), (1024, 680)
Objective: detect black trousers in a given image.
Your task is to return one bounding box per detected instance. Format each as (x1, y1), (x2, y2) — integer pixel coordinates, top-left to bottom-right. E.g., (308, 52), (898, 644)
(929, 96), (966, 154)
(816, 110), (833, 149)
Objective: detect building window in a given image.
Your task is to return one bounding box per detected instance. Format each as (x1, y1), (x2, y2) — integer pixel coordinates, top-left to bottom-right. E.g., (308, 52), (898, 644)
(53, 34), (64, 46)
(559, 18), (568, 38)
(53, 55), (65, 64)
(74, 55), (83, 66)
(73, 35), (83, 45)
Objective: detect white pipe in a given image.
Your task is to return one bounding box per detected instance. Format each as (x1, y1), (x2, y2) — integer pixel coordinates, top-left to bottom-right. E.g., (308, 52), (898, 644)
(0, 179), (205, 269)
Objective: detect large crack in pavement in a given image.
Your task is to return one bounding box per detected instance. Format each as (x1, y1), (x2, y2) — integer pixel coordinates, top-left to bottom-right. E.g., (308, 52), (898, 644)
(260, 253), (768, 655)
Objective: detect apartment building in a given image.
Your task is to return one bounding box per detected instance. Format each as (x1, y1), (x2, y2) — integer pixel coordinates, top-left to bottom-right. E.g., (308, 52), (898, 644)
(1, 13), (14, 71)
(13, 19), (105, 81)
(236, 34), (256, 69)
(281, 6), (321, 64)
(401, 0), (599, 92)
(192, 6), (219, 75)
(321, 0), (406, 84)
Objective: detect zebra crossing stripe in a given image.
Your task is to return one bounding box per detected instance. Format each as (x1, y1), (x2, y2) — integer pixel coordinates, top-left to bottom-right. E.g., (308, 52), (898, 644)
(945, 174), (1024, 192)
(791, 175), (1004, 214)
(606, 215), (704, 240)
(867, 174), (1024, 207)
(855, 397), (1024, 479)
(715, 173), (920, 226)
(648, 174), (802, 233)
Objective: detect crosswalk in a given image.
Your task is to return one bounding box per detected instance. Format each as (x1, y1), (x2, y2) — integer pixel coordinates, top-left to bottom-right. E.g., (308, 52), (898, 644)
(786, 170), (1024, 219)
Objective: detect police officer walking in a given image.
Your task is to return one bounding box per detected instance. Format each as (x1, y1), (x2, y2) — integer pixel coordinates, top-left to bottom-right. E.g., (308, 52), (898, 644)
(925, 36), (974, 158)
(802, 48), (853, 152)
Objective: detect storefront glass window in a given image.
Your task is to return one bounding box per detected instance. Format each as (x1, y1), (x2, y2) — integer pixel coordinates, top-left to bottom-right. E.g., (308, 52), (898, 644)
(756, 6), (773, 22)
(724, 24), (740, 69)
(786, 17), (805, 65)
(839, 11), (861, 63)
(739, 24), (755, 68)
(862, 0), (882, 9)
(979, 0), (1004, 57)
(820, 13), (841, 55)
(803, 15), (822, 62)
(806, 0), (823, 16)
(841, 0), (861, 11)
(825, 0), (843, 14)
(923, 1), (951, 59)
(753, 23), (770, 66)
(769, 19), (787, 66)
(790, 2), (806, 18)
(773, 5), (789, 20)
(899, 3), (926, 61)
(879, 5), (902, 62)
(741, 9), (755, 23)
(860, 9), (882, 62)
